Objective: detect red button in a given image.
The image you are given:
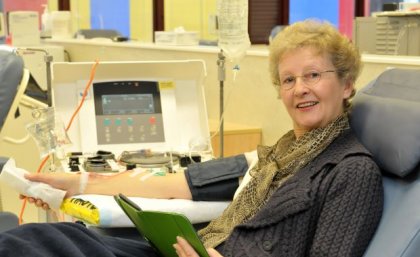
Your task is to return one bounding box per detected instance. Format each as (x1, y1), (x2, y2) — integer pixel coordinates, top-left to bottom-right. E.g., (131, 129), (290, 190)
(149, 116), (156, 124)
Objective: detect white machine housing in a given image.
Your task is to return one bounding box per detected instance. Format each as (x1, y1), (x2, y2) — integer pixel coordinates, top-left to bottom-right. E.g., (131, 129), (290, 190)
(51, 60), (211, 156)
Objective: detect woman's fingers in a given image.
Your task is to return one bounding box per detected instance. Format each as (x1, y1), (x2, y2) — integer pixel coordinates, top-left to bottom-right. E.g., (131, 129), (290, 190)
(174, 237), (224, 257)
(18, 194), (51, 210)
(174, 236), (199, 257)
(207, 248), (224, 257)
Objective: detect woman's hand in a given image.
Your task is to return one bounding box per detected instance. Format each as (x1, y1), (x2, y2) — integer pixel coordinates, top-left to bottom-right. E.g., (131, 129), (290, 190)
(19, 172), (80, 210)
(173, 236), (223, 257)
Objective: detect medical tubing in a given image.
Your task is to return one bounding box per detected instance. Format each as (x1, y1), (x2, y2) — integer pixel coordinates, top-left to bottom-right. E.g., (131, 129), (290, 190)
(18, 60), (100, 224)
(66, 60), (100, 131)
(208, 66), (240, 142)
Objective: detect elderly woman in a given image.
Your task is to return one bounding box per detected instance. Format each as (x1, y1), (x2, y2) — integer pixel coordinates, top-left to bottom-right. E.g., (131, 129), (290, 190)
(174, 19), (383, 257)
(0, 20), (383, 257)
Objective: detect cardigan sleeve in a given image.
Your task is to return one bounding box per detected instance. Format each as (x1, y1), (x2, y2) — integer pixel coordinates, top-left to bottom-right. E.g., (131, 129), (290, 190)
(184, 154), (248, 201)
(309, 155), (384, 257)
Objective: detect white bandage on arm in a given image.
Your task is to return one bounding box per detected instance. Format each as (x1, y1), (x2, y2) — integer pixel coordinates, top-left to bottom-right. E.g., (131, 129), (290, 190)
(78, 172), (89, 195)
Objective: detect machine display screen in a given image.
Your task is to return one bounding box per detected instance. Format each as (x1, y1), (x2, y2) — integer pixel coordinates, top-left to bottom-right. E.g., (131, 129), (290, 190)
(102, 94), (155, 115)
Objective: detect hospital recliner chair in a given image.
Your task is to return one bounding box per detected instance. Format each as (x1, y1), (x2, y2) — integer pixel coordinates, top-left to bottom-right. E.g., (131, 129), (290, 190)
(350, 68), (420, 257)
(0, 47), (28, 232)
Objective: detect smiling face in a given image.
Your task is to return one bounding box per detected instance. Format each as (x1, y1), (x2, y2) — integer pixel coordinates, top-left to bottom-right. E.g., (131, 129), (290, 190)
(278, 47), (353, 138)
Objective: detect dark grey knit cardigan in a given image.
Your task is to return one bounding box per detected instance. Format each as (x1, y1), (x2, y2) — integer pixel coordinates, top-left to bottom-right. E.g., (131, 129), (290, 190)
(218, 129), (384, 257)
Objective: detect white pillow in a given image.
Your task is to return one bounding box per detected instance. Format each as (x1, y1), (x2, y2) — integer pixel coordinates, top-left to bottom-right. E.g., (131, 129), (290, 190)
(67, 194), (230, 227)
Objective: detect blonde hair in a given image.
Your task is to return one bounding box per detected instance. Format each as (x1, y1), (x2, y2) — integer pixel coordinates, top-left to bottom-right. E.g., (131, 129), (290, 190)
(268, 19), (361, 109)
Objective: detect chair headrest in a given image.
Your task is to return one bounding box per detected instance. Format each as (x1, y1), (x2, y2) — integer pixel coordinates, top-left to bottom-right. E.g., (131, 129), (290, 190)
(0, 49), (24, 130)
(350, 68), (420, 177)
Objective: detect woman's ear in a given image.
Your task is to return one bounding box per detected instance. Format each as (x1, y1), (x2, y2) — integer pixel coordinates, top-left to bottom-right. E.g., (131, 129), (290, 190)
(343, 81), (354, 99)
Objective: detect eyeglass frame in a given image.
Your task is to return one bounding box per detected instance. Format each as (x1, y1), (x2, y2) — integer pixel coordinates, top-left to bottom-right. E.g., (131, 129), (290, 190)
(278, 70), (336, 90)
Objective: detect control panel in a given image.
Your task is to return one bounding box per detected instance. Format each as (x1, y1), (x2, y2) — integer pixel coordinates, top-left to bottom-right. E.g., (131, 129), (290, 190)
(93, 80), (165, 145)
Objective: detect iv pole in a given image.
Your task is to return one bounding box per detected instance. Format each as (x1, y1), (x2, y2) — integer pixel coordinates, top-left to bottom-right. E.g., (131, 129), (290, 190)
(17, 48), (54, 106)
(217, 50), (225, 158)
(14, 48), (55, 222)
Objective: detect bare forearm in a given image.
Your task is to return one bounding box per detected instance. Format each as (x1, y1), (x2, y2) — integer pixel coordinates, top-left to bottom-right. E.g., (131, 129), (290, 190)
(83, 171), (193, 199)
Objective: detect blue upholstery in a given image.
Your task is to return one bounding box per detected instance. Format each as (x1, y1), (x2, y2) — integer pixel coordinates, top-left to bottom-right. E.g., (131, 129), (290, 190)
(0, 48), (24, 129)
(350, 68), (420, 257)
(0, 212), (18, 233)
(0, 48), (24, 230)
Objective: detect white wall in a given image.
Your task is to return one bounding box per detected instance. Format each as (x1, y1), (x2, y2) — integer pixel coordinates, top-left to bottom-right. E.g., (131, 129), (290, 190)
(43, 40), (420, 145)
(43, 40), (288, 145)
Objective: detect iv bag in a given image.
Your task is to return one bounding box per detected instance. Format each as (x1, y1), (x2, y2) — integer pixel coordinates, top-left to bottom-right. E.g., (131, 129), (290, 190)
(26, 107), (71, 158)
(217, 0), (251, 63)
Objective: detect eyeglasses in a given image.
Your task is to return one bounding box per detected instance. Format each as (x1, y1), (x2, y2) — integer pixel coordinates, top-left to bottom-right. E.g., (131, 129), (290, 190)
(279, 70), (336, 90)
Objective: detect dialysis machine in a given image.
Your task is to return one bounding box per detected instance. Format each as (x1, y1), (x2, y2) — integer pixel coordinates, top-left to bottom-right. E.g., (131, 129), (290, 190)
(24, 59), (229, 226)
(50, 60), (212, 174)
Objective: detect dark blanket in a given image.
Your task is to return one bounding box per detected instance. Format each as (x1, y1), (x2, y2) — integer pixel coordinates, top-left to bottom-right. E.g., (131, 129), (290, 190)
(0, 222), (158, 257)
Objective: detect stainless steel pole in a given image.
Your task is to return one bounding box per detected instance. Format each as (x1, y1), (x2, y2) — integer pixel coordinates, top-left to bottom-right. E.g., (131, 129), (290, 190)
(217, 50), (225, 158)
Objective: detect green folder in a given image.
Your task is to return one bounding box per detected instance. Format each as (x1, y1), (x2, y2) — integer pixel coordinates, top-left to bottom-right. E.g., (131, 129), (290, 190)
(114, 194), (210, 257)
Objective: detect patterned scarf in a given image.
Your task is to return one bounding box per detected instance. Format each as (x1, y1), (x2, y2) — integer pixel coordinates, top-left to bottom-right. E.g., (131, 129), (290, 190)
(199, 114), (349, 248)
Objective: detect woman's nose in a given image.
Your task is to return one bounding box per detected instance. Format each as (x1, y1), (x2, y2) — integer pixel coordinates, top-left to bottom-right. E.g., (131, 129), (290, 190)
(293, 78), (310, 95)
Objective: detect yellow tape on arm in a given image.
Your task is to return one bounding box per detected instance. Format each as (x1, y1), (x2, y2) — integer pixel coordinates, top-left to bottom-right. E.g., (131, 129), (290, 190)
(60, 198), (100, 225)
